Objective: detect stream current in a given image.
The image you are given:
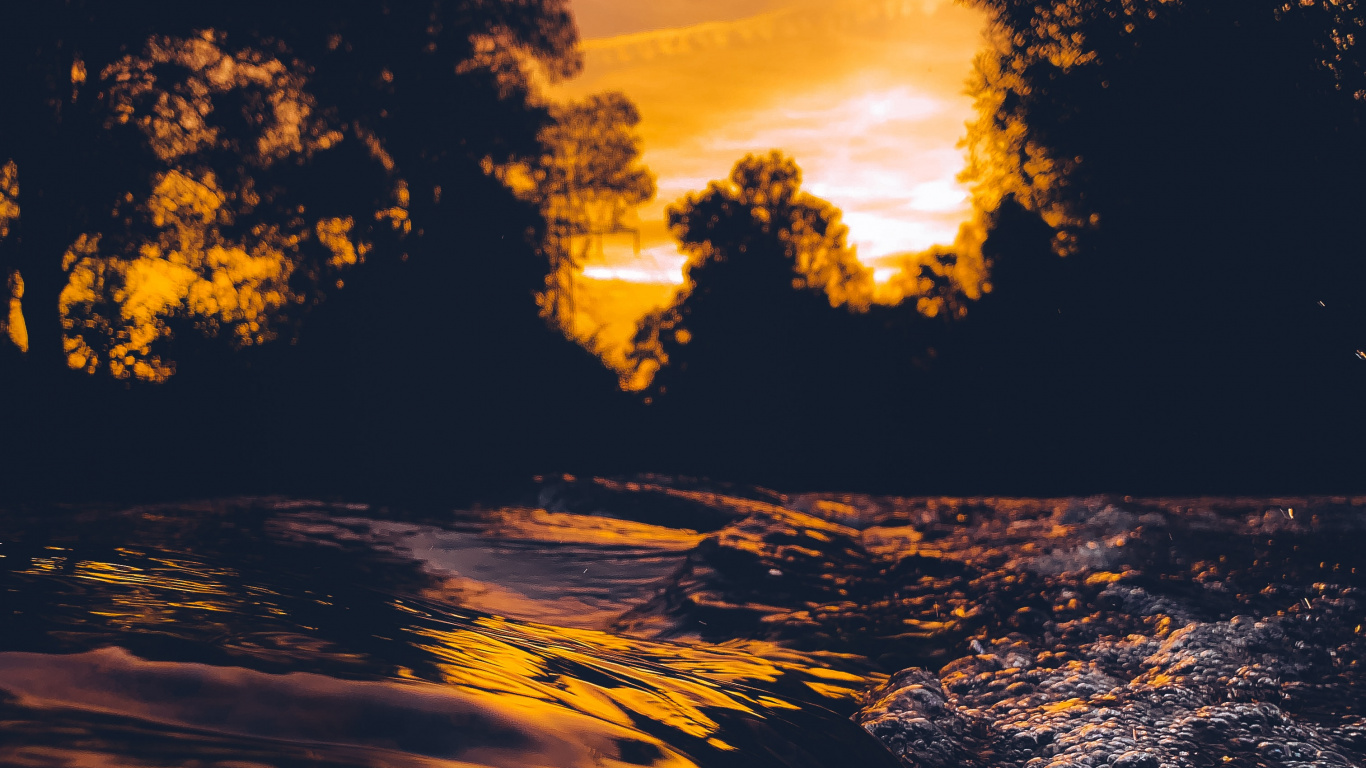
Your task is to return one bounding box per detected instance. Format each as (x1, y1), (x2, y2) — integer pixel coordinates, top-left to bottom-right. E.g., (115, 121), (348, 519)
(1, 476), (1364, 767)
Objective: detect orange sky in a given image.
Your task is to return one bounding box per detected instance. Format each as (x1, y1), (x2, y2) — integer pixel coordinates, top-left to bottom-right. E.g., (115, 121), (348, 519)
(546, 0), (988, 376)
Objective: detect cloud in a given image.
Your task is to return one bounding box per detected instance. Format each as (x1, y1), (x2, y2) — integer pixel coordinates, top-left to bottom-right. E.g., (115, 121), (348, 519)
(578, 0), (959, 62)
(552, 0), (983, 257)
(548, 0), (988, 370)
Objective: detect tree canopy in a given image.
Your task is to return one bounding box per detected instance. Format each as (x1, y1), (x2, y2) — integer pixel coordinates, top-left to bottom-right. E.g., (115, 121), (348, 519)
(520, 91), (655, 329)
(961, 0), (1366, 309)
(0, 1), (648, 502)
(4, 0), (1366, 500)
(0, 0), (580, 379)
(612, 0), (1366, 494)
(923, 0), (1366, 490)
(628, 152), (872, 393)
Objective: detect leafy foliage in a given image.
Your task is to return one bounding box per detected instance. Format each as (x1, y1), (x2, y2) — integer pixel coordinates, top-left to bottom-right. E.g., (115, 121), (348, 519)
(629, 152), (872, 393)
(522, 92), (655, 326)
(0, 0), (580, 379)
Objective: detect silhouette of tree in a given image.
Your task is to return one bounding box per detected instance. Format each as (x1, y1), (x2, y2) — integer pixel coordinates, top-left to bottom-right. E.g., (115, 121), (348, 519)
(0, 0), (579, 380)
(615, 152), (957, 492)
(963, 0), (1366, 310)
(519, 91), (655, 328)
(0, 2), (645, 502)
(629, 152), (873, 390)
(933, 0), (1366, 491)
(622, 0), (1366, 493)
(54, 34), (410, 382)
(5, 0), (1364, 499)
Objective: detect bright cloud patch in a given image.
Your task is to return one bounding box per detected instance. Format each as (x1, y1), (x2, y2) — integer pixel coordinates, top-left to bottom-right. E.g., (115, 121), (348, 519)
(547, 0), (987, 376)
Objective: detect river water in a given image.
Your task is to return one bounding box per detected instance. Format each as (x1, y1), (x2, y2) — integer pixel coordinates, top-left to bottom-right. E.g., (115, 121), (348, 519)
(3, 477), (1364, 768)
(0, 477), (904, 768)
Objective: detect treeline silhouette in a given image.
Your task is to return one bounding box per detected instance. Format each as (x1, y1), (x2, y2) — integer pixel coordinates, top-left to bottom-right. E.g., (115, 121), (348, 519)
(0, 1), (636, 503)
(937, 0), (1366, 493)
(620, 0), (1366, 496)
(2, 0), (1365, 504)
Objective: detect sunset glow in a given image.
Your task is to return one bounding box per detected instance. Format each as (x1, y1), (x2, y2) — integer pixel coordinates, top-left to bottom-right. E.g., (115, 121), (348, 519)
(547, 0), (987, 368)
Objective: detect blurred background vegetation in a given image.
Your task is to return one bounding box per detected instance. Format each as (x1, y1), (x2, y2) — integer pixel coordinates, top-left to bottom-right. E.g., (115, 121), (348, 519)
(2, 0), (1364, 503)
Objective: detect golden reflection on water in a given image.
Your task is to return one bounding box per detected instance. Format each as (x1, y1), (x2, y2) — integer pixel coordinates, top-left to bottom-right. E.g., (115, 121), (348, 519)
(17, 549), (245, 635)
(412, 613), (874, 750)
(592, 477), (793, 519)
(5, 507), (883, 766)
(482, 507), (707, 549)
(0, 646), (702, 768)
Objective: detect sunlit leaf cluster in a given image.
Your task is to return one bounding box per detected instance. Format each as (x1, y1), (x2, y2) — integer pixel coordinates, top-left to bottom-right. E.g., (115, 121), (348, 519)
(60, 171), (301, 380)
(55, 33), (399, 381)
(0, 161), (21, 352)
(0, 160), (16, 241)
